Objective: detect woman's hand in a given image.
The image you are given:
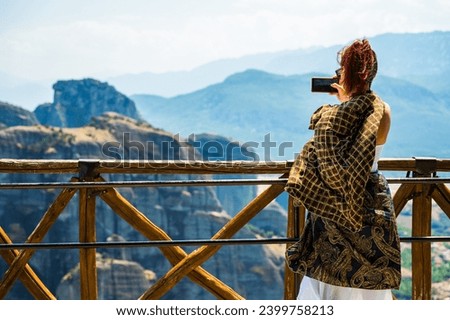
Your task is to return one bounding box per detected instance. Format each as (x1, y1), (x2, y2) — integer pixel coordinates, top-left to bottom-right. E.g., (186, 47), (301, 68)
(330, 83), (350, 102)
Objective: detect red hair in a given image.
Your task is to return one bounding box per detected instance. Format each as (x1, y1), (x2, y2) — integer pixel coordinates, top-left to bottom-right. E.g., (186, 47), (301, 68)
(338, 39), (378, 95)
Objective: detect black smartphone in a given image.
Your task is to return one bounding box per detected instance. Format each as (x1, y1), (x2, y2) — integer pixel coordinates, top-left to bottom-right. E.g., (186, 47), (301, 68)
(311, 77), (338, 93)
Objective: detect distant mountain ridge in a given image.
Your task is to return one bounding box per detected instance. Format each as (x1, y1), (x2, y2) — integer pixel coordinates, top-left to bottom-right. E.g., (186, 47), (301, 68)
(0, 101), (39, 128)
(133, 69), (450, 159)
(2, 31), (450, 109)
(109, 31), (450, 98)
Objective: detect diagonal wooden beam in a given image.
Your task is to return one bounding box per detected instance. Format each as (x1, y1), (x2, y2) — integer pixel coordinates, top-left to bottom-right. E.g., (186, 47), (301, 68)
(97, 178), (244, 300)
(431, 184), (450, 218)
(139, 181), (286, 300)
(0, 227), (55, 299)
(0, 182), (77, 299)
(392, 183), (416, 217)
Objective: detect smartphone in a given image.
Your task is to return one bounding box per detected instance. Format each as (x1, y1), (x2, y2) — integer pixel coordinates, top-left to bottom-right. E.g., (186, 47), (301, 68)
(311, 77), (338, 93)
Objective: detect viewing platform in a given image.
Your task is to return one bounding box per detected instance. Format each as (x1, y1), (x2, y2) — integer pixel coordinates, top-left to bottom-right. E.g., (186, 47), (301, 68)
(0, 158), (449, 300)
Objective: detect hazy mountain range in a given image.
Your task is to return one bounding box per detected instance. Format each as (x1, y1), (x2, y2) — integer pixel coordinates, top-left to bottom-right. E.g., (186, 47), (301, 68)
(132, 68), (450, 160)
(110, 31), (450, 99)
(115, 31), (450, 159)
(1, 31), (450, 159)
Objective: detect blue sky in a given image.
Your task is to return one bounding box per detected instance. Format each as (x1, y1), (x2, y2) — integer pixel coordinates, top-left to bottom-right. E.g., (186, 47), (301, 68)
(1, 0), (450, 82)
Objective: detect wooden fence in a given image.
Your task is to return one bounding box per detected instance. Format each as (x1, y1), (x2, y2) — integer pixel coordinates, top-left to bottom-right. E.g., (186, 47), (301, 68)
(0, 158), (449, 300)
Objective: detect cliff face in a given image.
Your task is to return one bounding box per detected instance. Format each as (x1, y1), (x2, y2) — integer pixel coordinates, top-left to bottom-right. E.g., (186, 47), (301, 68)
(0, 101), (39, 128)
(56, 253), (156, 300)
(0, 112), (286, 299)
(34, 78), (141, 127)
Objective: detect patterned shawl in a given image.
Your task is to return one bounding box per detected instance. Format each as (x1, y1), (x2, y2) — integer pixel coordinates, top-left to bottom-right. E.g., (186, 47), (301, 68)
(285, 93), (385, 231)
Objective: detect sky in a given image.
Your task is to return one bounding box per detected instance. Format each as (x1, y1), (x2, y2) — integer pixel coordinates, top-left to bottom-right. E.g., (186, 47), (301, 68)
(1, 0), (450, 82)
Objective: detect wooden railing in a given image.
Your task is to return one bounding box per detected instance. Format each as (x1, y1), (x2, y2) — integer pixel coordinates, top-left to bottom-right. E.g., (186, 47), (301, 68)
(0, 158), (449, 300)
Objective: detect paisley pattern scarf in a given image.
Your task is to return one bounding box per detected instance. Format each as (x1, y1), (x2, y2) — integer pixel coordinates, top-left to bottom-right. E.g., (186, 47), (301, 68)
(286, 172), (401, 289)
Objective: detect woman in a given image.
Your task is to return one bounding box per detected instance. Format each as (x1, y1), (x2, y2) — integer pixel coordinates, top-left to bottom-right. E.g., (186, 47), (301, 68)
(285, 39), (401, 300)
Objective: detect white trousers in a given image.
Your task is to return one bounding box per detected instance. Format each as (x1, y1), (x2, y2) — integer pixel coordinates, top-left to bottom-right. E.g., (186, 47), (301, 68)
(297, 276), (393, 300)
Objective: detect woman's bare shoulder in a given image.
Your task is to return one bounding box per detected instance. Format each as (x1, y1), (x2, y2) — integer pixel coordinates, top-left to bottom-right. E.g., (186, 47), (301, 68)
(377, 102), (391, 145)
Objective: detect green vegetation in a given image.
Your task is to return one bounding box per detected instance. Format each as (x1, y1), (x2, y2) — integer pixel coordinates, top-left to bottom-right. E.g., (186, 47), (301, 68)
(432, 257), (450, 283)
(394, 278), (412, 300)
(393, 245), (450, 299)
(393, 248), (412, 299)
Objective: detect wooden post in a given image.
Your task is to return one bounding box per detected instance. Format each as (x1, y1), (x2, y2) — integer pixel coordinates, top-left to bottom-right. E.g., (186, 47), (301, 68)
(411, 183), (432, 299)
(78, 160), (99, 300)
(79, 189), (98, 299)
(411, 158), (435, 300)
(283, 197), (305, 300)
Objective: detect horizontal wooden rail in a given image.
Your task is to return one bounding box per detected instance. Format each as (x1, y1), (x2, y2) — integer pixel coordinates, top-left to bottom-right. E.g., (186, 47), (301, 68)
(0, 159), (290, 174)
(0, 158), (450, 174)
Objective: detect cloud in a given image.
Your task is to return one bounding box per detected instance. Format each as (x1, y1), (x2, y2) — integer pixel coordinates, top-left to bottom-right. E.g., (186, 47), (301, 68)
(1, 0), (450, 81)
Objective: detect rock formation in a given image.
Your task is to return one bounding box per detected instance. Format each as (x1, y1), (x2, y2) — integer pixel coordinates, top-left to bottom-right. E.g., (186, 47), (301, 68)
(56, 253), (156, 300)
(34, 78), (141, 127)
(0, 101), (39, 128)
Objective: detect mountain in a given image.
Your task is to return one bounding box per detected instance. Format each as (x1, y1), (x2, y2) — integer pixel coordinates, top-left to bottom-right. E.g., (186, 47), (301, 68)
(34, 78), (142, 128)
(133, 70), (326, 161)
(370, 32), (450, 94)
(106, 51), (291, 97)
(132, 69), (450, 159)
(0, 101), (39, 128)
(120, 30), (450, 161)
(57, 251), (155, 300)
(108, 31), (450, 98)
